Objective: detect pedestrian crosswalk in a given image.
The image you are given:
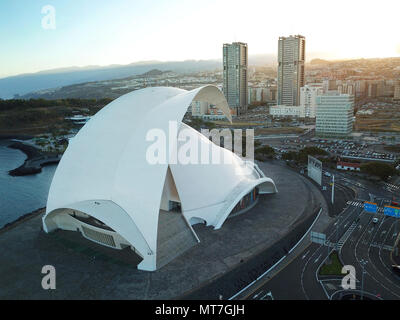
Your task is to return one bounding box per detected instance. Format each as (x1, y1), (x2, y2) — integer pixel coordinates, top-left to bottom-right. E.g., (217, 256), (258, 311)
(346, 200), (385, 213)
(384, 183), (400, 191)
(337, 221), (358, 250)
(347, 200), (364, 208)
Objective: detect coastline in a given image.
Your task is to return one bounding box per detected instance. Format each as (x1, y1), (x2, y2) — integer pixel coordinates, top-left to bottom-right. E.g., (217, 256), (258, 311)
(6, 141), (60, 176)
(0, 207), (45, 233)
(0, 134), (34, 141)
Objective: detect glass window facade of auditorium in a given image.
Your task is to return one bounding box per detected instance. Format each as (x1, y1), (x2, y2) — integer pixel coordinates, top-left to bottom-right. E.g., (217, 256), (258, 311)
(230, 187), (259, 216)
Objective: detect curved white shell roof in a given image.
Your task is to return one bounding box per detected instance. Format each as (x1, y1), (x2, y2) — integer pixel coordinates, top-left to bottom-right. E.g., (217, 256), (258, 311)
(43, 85), (276, 271)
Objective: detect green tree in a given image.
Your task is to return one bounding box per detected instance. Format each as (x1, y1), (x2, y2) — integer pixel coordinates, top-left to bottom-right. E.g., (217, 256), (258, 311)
(255, 145), (276, 160)
(360, 162), (397, 181)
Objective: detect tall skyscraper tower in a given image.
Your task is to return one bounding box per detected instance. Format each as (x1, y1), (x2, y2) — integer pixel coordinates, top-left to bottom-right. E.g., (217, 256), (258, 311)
(277, 35), (306, 106)
(223, 42), (248, 115)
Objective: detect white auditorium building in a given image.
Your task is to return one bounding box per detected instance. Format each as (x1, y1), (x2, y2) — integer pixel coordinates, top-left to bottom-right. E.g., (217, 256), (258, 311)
(42, 86), (277, 271)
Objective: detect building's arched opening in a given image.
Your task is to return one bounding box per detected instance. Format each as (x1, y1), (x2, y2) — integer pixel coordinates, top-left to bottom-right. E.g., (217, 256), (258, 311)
(44, 208), (144, 266)
(229, 187), (260, 218)
(189, 217), (207, 226)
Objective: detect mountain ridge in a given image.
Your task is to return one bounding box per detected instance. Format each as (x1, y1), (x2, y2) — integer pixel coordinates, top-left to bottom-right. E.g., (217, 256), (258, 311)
(0, 55), (275, 99)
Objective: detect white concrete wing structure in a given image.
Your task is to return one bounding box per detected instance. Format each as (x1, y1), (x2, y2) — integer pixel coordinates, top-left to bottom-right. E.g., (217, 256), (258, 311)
(43, 85), (277, 271)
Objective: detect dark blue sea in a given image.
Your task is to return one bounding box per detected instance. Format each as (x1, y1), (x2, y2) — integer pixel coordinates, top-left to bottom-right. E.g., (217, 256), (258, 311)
(0, 140), (57, 228)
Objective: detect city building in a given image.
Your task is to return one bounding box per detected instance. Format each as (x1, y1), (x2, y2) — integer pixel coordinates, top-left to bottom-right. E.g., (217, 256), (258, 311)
(315, 92), (354, 138)
(248, 87), (268, 105)
(269, 105), (305, 118)
(337, 81), (354, 95)
(300, 84), (324, 118)
(191, 100), (209, 117)
(190, 100), (228, 120)
(42, 86), (277, 272)
(355, 80), (368, 98)
(248, 87), (257, 105)
(368, 82), (378, 98)
(337, 160), (361, 171)
(323, 79), (337, 92)
(223, 42), (248, 115)
(203, 104), (227, 120)
(277, 35), (306, 106)
(393, 81), (400, 101)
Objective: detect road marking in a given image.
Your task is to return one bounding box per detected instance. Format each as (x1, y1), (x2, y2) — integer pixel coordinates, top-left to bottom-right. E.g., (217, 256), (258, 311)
(301, 206), (359, 300)
(325, 283), (337, 290)
(252, 291), (262, 299)
(354, 212), (400, 299)
(259, 292), (272, 300)
(337, 221), (358, 251)
(370, 243), (393, 251)
(302, 250), (310, 260)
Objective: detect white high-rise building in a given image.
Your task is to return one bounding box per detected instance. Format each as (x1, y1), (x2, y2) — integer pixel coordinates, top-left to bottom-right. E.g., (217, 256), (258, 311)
(315, 92), (354, 138)
(223, 42), (248, 115)
(300, 84), (324, 118)
(277, 35), (305, 106)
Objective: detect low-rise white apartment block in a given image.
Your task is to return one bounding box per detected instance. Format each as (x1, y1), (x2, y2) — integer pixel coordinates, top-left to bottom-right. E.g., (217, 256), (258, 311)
(190, 100), (228, 120)
(269, 105), (305, 118)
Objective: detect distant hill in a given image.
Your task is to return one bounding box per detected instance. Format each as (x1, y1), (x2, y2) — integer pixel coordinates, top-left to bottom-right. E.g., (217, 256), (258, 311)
(309, 58), (330, 65)
(0, 60), (221, 99)
(141, 69), (172, 77)
(0, 54), (277, 99)
(19, 69), (182, 100)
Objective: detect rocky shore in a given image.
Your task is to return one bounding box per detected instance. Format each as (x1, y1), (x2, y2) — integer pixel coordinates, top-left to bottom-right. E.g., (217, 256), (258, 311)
(7, 141), (60, 176)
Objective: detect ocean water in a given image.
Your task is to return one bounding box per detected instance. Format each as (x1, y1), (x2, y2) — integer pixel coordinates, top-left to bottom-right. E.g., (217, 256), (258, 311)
(0, 141), (57, 228)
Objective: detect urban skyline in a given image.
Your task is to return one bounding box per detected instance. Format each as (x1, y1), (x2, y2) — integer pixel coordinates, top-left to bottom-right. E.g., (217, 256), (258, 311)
(1, 0), (400, 305)
(1, 0), (400, 78)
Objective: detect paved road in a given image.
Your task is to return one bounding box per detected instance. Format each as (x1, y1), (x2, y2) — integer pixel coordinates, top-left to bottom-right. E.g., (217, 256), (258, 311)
(241, 187), (359, 300)
(336, 198), (400, 300)
(240, 176), (400, 300)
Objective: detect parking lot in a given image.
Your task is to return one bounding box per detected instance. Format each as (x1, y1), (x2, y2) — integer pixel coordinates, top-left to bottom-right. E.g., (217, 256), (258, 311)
(265, 135), (400, 164)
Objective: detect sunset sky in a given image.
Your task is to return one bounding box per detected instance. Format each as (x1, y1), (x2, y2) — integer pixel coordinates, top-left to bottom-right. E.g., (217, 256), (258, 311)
(1, 0), (399, 78)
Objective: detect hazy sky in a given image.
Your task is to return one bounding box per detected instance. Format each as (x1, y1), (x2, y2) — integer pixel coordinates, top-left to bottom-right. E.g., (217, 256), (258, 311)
(1, 0), (399, 78)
